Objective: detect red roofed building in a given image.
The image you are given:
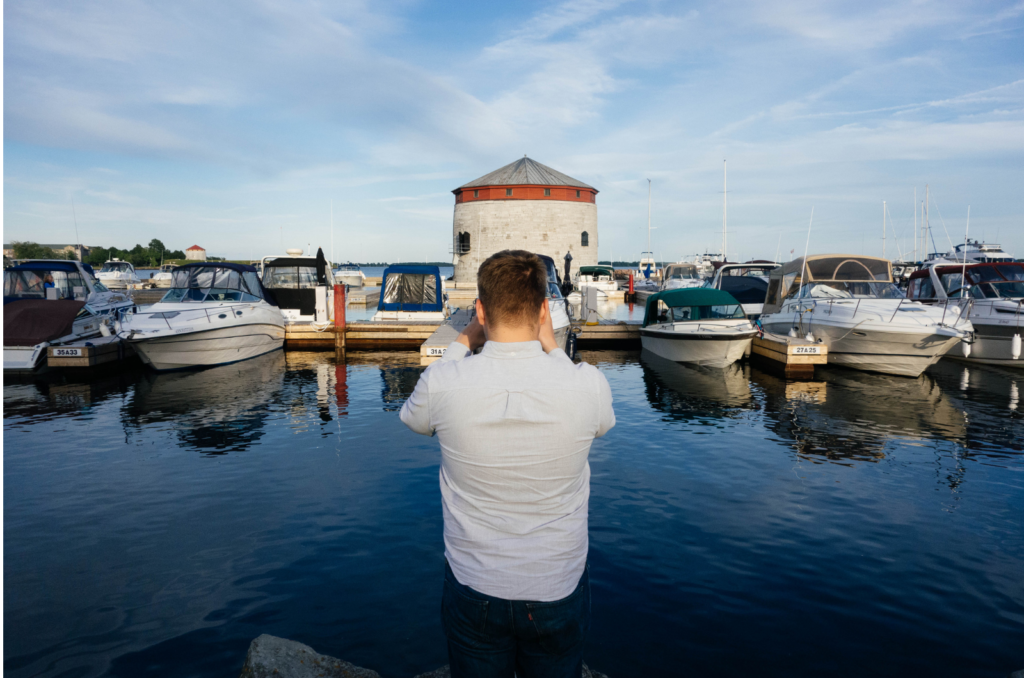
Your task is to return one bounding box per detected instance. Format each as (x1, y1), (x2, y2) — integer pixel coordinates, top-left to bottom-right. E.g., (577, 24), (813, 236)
(185, 244), (207, 261)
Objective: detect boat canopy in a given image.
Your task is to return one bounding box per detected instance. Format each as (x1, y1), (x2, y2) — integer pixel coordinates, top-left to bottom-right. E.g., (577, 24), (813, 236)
(762, 255), (893, 315)
(378, 265), (443, 312)
(100, 261), (134, 273)
(162, 263), (273, 304)
(579, 265), (614, 276)
(4, 262), (91, 302)
(663, 264), (700, 279)
(642, 288), (743, 327)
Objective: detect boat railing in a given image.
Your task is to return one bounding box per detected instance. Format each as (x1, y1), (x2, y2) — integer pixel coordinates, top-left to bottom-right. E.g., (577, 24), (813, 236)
(128, 303), (249, 331)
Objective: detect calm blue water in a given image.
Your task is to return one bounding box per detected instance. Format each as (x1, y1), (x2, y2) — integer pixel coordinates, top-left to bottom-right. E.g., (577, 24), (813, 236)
(4, 352), (1023, 677)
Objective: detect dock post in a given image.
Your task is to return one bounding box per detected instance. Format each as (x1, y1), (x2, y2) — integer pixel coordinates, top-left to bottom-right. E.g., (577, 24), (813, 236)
(334, 284), (346, 360)
(625, 273), (636, 303)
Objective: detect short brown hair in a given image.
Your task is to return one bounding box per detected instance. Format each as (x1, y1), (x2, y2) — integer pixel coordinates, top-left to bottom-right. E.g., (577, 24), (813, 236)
(477, 250), (547, 328)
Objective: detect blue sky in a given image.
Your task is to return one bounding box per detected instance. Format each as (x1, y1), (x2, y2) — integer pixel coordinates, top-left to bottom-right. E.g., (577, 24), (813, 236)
(4, 0), (1023, 263)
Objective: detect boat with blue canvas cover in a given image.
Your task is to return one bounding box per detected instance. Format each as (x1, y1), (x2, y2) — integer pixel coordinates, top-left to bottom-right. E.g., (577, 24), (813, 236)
(371, 265), (450, 322)
(121, 262), (284, 371)
(640, 288), (757, 367)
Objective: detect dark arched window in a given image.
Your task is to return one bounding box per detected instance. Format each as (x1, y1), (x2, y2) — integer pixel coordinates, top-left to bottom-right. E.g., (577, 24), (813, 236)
(581, 231), (589, 247)
(457, 232), (471, 254)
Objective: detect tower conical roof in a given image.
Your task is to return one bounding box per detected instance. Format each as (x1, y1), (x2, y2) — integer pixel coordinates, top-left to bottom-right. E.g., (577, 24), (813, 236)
(458, 157), (594, 189)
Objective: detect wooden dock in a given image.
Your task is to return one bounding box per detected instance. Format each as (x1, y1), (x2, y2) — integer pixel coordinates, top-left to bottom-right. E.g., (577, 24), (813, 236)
(750, 332), (827, 378)
(46, 336), (136, 368)
(346, 287), (380, 306)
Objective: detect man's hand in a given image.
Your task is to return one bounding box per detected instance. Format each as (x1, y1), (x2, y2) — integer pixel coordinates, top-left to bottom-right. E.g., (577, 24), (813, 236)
(538, 301), (558, 353)
(456, 314), (487, 352)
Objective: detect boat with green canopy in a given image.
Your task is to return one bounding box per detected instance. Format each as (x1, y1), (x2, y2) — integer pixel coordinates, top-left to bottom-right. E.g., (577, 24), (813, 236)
(640, 288), (756, 366)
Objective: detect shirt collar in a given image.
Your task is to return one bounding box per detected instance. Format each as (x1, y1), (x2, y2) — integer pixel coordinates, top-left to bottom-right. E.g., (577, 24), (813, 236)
(480, 340), (545, 359)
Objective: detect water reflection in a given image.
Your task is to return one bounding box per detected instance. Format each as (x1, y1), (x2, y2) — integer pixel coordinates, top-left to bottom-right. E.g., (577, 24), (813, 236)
(640, 349), (755, 421)
(3, 369), (139, 423)
(125, 350), (287, 454)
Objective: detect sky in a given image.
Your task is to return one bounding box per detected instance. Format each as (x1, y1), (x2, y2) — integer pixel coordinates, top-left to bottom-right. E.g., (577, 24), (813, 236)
(3, 0), (1024, 263)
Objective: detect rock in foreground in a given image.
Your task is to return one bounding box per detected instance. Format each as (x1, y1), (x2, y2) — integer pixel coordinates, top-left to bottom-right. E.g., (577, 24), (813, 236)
(239, 634), (609, 678)
(239, 634), (381, 678)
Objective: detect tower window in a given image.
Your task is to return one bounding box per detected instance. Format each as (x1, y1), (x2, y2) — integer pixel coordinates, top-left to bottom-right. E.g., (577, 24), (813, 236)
(506, 188), (513, 196)
(473, 190), (479, 198)
(457, 232), (471, 254)
(544, 188), (551, 196)
(576, 190), (581, 198)
(581, 231), (589, 247)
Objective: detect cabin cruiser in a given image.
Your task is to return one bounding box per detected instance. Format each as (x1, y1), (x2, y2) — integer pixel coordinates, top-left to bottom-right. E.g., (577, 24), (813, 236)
(574, 265), (618, 294)
(3, 260), (135, 370)
(759, 255), (972, 377)
(261, 248), (336, 328)
(120, 263), (284, 371)
(538, 254), (574, 354)
(706, 262), (780, 319)
(95, 259), (142, 289)
(333, 263), (366, 288)
(150, 263), (177, 288)
(640, 288), (757, 367)
(635, 254), (660, 290)
(693, 252), (723, 279)
(660, 263), (703, 290)
(928, 240), (1015, 265)
(372, 265), (450, 322)
(906, 262), (1023, 368)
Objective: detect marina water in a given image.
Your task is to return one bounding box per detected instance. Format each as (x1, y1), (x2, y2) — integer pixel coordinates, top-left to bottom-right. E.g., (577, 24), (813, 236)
(4, 351), (1023, 677)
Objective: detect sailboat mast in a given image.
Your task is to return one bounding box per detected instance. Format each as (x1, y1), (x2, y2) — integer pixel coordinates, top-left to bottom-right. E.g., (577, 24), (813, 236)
(647, 178), (652, 260)
(722, 160), (728, 262)
(330, 199), (334, 267)
(913, 188), (917, 262)
(925, 184), (930, 257)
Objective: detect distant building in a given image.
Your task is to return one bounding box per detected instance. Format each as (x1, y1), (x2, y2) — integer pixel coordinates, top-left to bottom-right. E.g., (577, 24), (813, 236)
(185, 244), (207, 261)
(3, 243), (89, 260)
(451, 157), (598, 283)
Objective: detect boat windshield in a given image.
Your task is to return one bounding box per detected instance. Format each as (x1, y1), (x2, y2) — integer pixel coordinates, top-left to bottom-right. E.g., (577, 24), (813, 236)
(161, 267), (264, 303)
(263, 265), (320, 289)
(100, 262), (132, 273)
(801, 281), (905, 300)
(664, 266), (699, 280)
(656, 302), (745, 322)
(4, 268), (89, 300)
(540, 257), (563, 299)
(720, 266), (776, 278)
(942, 264), (1024, 299)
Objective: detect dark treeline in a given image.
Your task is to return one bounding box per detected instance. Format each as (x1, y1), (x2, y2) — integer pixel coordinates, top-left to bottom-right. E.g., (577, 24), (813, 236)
(11, 240), (186, 267)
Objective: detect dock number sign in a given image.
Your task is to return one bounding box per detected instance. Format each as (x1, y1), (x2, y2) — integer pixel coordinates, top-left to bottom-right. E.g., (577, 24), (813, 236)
(53, 348), (83, 357)
(793, 346), (821, 355)
(425, 346), (446, 357)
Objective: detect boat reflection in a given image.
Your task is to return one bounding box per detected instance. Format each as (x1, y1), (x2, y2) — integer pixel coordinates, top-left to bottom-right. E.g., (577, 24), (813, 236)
(125, 350), (287, 454)
(284, 351), (349, 422)
(4, 369), (140, 421)
(640, 348), (754, 421)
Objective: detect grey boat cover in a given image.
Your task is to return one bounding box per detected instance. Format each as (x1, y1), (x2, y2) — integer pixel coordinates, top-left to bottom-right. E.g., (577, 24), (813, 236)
(4, 300), (87, 346)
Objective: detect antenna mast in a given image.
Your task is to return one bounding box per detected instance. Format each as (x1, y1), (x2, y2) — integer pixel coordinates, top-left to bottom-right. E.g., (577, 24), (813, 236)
(913, 188), (917, 262)
(71, 196), (81, 261)
(330, 200), (334, 267)
(647, 178), (652, 260)
(722, 160), (727, 261)
(882, 200), (886, 259)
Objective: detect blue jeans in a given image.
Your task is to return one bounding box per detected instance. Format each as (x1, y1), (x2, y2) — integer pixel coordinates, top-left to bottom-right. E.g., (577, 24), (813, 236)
(441, 561), (590, 678)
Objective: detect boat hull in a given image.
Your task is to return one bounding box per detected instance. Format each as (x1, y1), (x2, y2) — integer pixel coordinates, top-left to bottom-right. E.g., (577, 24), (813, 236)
(337, 274), (365, 288)
(761, 320), (961, 377)
(3, 344), (47, 371)
(640, 328), (754, 367)
(950, 323), (1024, 368)
(129, 324), (285, 371)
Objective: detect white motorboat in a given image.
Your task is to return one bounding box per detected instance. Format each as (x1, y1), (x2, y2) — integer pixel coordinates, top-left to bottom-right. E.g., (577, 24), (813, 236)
(261, 248), (337, 328)
(150, 263), (177, 288)
(759, 255), (973, 377)
(927, 239), (1015, 265)
(95, 259), (142, 289)
(574, 265), (618, 295)
(906, 261), (1023, 368)
(121, 263), (285, 371)
(635, 253), (660, 289)
(639, 288), (757, 367)
(693, 252), (724, 280)
(660, 263), (704, 290)
(3, 260), (135, 370)
(372, 265), (450, 322)
(538, 254), (574, 354)
(333, 263), (366, 288)
(705, 261), (780, 319)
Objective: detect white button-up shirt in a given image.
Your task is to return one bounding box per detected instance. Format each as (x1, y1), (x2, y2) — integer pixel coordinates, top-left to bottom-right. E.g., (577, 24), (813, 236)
(400, 339), (616, 601)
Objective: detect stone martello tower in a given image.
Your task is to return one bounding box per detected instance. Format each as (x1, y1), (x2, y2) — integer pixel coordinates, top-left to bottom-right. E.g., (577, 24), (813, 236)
(451, 157), (598, 283)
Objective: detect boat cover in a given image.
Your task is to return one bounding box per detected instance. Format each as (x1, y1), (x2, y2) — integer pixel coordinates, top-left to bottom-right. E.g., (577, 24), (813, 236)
(579, 266), (615, 275)
(378, 265), (443, 312)
(762, 255), (893, 315)
(716, 276), (769, 304)
(642, 288), (741, 327)
(169, 262), (278, 306)
(7, 261), (81, 273)
(3, 300), (87, 346)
